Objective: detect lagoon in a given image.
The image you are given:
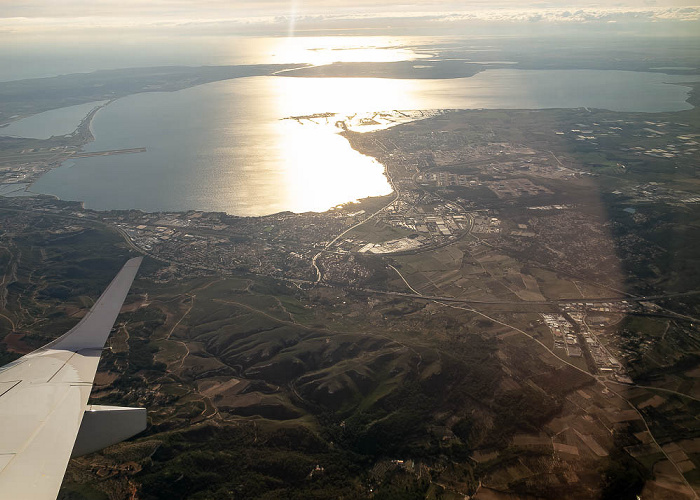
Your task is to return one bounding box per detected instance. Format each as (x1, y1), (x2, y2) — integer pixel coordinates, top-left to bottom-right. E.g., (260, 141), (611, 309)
(0, 101), (106, 139)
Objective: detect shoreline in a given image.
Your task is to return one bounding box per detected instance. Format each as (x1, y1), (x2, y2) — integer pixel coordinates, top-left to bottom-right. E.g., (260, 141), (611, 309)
(20, 100), (113, 199)
(29, 105), (412, 219)
(18, 72), (700, 219)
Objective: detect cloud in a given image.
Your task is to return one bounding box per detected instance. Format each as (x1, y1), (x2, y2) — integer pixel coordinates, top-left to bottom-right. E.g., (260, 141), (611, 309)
(2, 0), (700, 19)
(430, 6), (700, 23)
(1, 3), (699, 36)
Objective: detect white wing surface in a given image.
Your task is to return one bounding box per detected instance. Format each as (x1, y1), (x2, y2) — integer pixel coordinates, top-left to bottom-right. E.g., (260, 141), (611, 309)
(0, 257), (145, 500)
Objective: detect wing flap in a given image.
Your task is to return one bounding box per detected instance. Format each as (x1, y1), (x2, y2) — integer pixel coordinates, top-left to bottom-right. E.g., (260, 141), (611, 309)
(0, 385), (89, 500)
(0, 384), (76, 454)
(46, 349), (102, 384)
(0, 454), (14, 474)
(0, 351), (74, 384)
(0, 257), (144, 500)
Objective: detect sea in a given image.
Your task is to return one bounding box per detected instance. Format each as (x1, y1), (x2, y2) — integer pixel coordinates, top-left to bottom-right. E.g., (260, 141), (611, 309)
(3, 37), (698, 216)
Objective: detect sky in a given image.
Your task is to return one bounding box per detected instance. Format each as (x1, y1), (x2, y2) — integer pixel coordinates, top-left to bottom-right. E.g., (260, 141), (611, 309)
(2, 0), (699, 81)
(3, 0), (700, 34)
(2, 0), (698, 17)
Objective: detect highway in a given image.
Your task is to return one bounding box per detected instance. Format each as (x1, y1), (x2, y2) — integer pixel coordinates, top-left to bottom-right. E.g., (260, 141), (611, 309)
(3, 204), (699, 312)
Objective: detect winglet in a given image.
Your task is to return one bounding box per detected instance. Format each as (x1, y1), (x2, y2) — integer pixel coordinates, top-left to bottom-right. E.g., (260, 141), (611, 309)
(47, 257), (143, 352)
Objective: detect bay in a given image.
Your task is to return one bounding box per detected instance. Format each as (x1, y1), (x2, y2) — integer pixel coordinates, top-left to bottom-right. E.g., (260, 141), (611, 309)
(30, 69), (697, 216)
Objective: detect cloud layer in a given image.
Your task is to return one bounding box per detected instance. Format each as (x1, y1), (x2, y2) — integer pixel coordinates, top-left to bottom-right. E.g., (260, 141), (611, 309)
(2, 2), (700, 36)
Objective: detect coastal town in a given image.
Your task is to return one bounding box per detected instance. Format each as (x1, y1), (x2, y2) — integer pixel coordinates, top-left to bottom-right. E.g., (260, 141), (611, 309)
(1, 11), (700, 497)
(1, 94), (700, 500)
(0, 108), (690, 390)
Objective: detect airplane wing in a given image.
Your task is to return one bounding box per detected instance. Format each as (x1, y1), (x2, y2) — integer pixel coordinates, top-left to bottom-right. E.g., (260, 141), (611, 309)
(0, 257), (145, 500)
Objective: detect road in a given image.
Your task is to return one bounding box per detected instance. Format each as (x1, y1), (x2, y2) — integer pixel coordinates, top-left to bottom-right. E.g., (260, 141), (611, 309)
(311, 168), (400, 283)
(2, 206), (698, 312)
(3, 203), (699, 495)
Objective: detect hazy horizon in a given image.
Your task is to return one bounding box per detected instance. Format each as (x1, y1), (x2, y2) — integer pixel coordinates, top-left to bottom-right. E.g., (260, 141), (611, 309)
(3, 0), (700, 82)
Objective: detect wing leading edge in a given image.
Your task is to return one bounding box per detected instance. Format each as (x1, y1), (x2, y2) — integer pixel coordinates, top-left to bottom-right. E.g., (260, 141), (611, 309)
(0, 257), (144, 500)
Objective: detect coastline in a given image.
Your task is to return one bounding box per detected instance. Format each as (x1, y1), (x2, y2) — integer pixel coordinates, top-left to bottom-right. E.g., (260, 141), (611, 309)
(18, 70), (700, 219)
(19, 101), (113, 199)
(74, 100), (113, 145)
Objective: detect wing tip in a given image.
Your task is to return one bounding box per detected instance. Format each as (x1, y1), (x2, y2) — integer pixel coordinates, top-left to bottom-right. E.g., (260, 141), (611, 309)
(35, 255), (145, 353)
(126, 256), (144, 268)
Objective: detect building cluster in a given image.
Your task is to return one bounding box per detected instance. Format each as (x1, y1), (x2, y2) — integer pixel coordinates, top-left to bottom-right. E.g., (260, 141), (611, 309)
(422, 172), (480, 187)
(313, 253), (382, 286)
(583, 332), (623, 374)
(418, 156), (580, 188)
(503, 209), (621, 286)
(555, 119), (629, 144)
(568, 312), (623, 374)
(335, 194), (474, 255)
(637, 125), (699, 159)
(0, 103), (99, 188)
(560, 301), (634, 314)
(541, 314), (582, 357)
(0, 145), (75, 186)
(472, 215), (501, 234)
(109, 209), (362, 279)
(542, 302), (634, 380)
(0, 194), (371, 281)
(483, 178), (553, 199)
(562, 117), (699, 161)
(526, 205), (573, 211)
(612, 182), (700, 205)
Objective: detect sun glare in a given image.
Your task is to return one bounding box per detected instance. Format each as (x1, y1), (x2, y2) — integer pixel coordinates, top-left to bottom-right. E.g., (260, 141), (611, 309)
(267, 36), (429, 66)
(259, 75), (428, 212)
(275, 119), (391, 212)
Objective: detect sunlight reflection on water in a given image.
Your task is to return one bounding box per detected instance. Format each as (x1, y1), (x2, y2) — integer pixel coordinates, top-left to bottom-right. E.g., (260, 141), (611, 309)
(29, 69), (696, 216)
